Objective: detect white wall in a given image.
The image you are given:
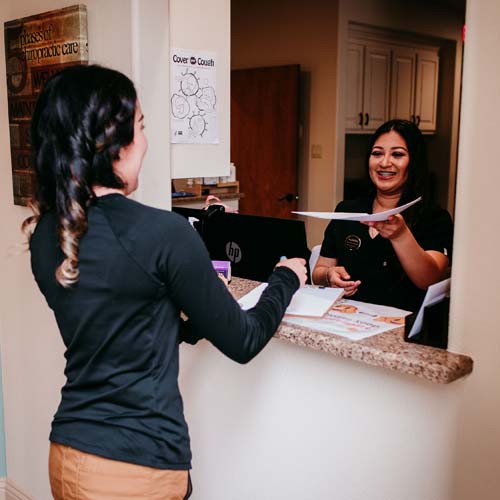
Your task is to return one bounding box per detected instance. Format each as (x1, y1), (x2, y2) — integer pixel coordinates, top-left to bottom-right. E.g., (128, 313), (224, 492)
(449, 0), (500, 498)
(180, 339), (467, 500)
(0, 0), (171, 497)
(132, 0), (171, 210)
(169, 0), (231, 180)
(0, 0), (230, 496)
(0, 6), (12, 477)
(184, 1), (500, 499)
(2, 0), (500, 499)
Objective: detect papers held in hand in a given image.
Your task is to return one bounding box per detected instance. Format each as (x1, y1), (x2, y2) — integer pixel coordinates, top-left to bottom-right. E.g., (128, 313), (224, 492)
(292, 197), (422, 222)
(238, 284), (344, 318)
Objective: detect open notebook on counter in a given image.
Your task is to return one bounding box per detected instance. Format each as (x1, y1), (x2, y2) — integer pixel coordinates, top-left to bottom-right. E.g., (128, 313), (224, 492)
(238, 284), (344, 318)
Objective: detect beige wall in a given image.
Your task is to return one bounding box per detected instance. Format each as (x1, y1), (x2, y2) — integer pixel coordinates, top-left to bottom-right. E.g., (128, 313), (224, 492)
(0, 0), (230, 496)
(169, 0), (231, 180)
(337, 0), (464, 215)
(449, 0), (500, 497)
(231, 0), (339, 246)
(232, 0), (463, 246)
(0, 0), (169, 497)
(2, 0), (500, 499)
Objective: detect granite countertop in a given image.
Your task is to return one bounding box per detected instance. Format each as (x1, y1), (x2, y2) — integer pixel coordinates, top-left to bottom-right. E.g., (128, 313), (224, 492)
(230, 277), (473, 384)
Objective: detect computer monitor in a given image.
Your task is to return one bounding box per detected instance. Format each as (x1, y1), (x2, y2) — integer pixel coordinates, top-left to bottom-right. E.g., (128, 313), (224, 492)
(202, 211), (310, 282)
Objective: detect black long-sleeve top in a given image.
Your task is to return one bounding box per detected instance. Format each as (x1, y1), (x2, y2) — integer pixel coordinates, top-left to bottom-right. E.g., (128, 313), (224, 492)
(29, 193), (299, 469)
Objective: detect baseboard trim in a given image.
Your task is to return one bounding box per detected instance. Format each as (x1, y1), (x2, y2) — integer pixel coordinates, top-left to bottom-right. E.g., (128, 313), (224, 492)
(0, 478), (33, 500)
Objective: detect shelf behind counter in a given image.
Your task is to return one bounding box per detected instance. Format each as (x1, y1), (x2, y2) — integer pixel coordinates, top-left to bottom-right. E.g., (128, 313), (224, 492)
(172, 180), (243, 210)
(172, 191), (243, 207)
(229, 277), (473, 385)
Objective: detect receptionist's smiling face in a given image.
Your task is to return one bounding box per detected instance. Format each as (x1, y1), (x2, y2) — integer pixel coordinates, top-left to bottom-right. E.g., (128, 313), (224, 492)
(369, 130), (410, 197)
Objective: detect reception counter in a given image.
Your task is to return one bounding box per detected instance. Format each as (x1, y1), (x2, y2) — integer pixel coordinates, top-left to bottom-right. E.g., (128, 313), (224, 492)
(230, 277), (473, 384)
(179, 277), (474, 499)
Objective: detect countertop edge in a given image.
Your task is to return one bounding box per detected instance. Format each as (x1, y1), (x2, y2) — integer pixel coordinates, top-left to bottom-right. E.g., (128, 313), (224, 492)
(230, 278), (474, 384)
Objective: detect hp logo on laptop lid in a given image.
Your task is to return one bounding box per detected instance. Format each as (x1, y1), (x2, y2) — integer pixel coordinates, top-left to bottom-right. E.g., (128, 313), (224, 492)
(225, 241), (242, 263)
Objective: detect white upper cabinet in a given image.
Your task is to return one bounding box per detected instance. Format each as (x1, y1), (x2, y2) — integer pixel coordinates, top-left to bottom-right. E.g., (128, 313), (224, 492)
(414, 50), (439, 132)
(363, 44), (392, 130)
(390, 46), (417, 123)
(345, 42), (391, 131)
(346, 25), (440, 134)
(391, 47), (439, 131)
(345, 42), (365, 130)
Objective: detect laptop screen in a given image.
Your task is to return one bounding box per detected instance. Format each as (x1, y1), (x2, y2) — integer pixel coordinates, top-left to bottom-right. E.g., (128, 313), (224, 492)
(202, 211), (310, 282)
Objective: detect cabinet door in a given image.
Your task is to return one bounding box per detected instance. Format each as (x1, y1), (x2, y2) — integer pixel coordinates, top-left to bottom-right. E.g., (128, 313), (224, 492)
(345, 42), (364, 131)
(390, 47), (417, 122)
(414, 50), (439, 132)
(363, 44), (391, 131)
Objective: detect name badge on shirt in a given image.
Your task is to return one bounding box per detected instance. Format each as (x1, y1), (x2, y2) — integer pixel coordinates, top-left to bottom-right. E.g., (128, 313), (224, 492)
(345, 234), (362, 251)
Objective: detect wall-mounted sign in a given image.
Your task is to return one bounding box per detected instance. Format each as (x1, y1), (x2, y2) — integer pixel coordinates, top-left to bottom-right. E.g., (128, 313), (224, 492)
(4, 4), (88, 206)
(170, 48), (218, 144)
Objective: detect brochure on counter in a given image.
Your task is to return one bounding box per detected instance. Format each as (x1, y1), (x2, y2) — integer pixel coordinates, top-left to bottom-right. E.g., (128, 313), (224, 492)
(292, 197), (422, 222)
(283, 299), (411, 341)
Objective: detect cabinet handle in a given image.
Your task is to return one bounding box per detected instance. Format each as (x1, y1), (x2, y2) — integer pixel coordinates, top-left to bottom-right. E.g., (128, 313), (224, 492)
(358, 113), (363, 126)
(411, 115), (415, 123)
(416, 115), (421, 126)
(364, 113), (369, 126)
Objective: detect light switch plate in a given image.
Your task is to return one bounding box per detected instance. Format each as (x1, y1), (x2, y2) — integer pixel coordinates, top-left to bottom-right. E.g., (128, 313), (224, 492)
(311, 144), (322, 159)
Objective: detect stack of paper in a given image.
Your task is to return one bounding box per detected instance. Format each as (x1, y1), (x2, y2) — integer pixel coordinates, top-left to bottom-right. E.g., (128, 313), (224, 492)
(238, 284), (344, 318)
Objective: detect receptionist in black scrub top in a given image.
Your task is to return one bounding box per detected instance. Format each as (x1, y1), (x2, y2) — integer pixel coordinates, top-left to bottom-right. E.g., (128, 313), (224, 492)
(312, 119), (453, 312)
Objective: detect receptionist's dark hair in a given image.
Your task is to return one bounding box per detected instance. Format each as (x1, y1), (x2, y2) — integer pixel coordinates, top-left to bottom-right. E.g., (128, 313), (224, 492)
(366, 119), (430, 225)
(22, 64), (137, 287)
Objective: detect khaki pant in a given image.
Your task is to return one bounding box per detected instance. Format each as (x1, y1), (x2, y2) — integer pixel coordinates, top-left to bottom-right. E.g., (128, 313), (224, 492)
(49, 443), (192, 500)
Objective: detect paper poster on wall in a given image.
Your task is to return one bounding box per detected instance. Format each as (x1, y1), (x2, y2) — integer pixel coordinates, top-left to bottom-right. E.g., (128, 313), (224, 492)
(170, 48), (218, 144)
(4, 5), (88, 206)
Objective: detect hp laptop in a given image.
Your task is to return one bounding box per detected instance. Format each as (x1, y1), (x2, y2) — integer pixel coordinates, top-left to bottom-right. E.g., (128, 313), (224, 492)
(201, 211), (310, 282)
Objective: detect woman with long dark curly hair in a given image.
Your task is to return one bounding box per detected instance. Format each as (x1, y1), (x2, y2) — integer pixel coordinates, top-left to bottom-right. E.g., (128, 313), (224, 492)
(312, 119), (453, 312)
(24, 64), (307, 499)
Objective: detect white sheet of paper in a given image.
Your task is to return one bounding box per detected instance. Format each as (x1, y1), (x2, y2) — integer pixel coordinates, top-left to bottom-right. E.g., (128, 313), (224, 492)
(238, 284), (344, 318)
(407, 278), (451, 338)
(237, 283), (268, 310)
(285, 287), (344, 317)
(292, 197), (422, 222)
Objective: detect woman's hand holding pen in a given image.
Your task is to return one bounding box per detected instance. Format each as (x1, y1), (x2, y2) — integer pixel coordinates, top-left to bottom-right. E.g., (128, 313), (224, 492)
(326, 266), (361, 297)
(276, 257), (308, 287)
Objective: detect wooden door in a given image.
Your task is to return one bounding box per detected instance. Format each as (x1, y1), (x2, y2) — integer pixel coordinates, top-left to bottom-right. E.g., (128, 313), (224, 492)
(231, 65), (299, 218)
(363, 44), (391, 131)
